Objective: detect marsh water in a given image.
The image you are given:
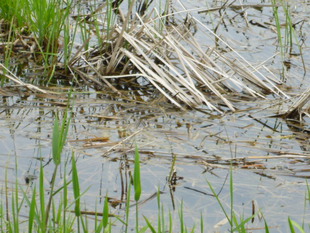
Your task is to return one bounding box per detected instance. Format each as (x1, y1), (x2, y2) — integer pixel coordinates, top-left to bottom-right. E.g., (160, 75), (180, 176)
(1, 0), (310, 232)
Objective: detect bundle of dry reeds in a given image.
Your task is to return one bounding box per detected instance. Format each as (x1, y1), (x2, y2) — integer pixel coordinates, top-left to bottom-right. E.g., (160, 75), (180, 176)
(1, 0), (292, 113)
(68, 2), (289, 112)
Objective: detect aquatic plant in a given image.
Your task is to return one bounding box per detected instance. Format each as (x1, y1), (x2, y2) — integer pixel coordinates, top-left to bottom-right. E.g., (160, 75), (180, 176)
(0, 0), (290, 111)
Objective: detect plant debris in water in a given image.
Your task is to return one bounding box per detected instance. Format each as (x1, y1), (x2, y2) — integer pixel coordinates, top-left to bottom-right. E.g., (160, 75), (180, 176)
(1, 0), (310, 232)
(1, 0), (304, 114)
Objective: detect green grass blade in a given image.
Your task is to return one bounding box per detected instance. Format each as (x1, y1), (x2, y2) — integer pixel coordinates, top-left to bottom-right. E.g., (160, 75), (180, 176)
(134, 144), (142, 202)
(52, 116), (61, 165)
(125, 181), (132, 233)
(230, 166), (234, 231)
(61, 110), (70, 150)
(272, 1), (283, 56)
(207, 180), (231, 225)
(232, 214), (255, 232)
(95, 218), (104, 233)
(169, 210), (173, 233)
(72, 153), (81, 217)
(157, 189), (162, 232)
(179, 200), (185, 233)
(52, 110), (70, 166)
(11, 189), (19, 232)
(288, 217), (305, 233)
(288, 217), (296, 233)
(134, 144), (142, 233)
(81, 215), (88, 233)
(143, 216), (156, 233)
(63, 164), (69, 230)
(28, 187), (37, 233)
(0, 201), (4, 232)
(103, 195), (109, 229)
(200, 212), (203, 233)
(39, 164), (46, 231)
(264, 220), (270, 233)
(138, 225), (149, 233)
(161, 203), (165, 233)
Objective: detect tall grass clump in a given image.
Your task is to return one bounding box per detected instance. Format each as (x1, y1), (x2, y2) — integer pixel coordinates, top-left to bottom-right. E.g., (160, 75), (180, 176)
(272, 0), (305, 71)
(0, 0), (30, 72)
(0, 0), (71, 51)
(0, 0), (29, 28)
(97, 0), (118, 46)
(30, 0), (72, 67)
(37, 108), (71, 232)
(0, 108), (72, 232)
(0, 0), (72, 71)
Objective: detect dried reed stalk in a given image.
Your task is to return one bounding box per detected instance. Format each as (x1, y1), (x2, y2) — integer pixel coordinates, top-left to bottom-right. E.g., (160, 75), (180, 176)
(76, 9), (286, 112)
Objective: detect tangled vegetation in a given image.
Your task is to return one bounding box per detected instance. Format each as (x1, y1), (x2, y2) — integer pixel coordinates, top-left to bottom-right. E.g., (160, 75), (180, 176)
(0, 0), (309, 232)
(1, 0), (308, 117)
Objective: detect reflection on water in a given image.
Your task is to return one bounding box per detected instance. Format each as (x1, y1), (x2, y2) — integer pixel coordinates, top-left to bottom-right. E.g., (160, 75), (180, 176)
(0, 88), (309, 231)
(1, 0), (310, 231)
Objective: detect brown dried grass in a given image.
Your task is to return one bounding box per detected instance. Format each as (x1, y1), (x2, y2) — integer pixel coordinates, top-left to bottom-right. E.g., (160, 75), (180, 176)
(68, 5), (289, 112)
(1, 1), (290, 113)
